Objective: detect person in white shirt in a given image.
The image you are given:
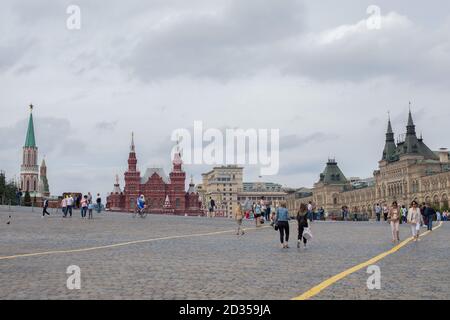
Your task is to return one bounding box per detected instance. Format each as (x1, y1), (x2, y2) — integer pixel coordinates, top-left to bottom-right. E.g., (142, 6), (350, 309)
(61, 197), (68, 217)
(407, 201), (423, 241)
(66, 195), (74, 217)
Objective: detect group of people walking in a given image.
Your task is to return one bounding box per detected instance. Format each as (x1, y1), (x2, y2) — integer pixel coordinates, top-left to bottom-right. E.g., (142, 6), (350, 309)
(232, 197), (444, 248)
(380, 200), (440, 243)
(233, 199), (313, 250)
(273, 202), (310, 249)
(54, 192), (102, 219)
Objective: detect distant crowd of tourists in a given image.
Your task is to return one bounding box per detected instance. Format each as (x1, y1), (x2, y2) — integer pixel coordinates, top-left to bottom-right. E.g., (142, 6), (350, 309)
(41, 192), (103, 219)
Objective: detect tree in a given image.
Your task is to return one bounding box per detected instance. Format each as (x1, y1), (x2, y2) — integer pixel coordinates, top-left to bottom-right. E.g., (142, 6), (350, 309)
(0, 171), (19, 205)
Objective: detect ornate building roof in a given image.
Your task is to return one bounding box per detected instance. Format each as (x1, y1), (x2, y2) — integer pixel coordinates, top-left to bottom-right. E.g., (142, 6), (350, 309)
(319, 159), (348, 185)
(141, 167), (170, 184)
(382, 108), (439, 162)
(24, 105), (36, 148)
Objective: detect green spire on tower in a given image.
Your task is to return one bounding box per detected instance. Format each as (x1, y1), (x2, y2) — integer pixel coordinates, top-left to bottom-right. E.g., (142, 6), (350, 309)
(24, 104), (36, 148)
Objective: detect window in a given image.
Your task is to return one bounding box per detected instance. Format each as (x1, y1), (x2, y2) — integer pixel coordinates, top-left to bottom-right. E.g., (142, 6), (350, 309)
(176, 198), (180, 208)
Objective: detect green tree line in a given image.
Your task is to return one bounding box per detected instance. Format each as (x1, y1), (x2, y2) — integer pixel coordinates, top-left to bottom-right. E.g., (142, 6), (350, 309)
(0, 171), (19, 205)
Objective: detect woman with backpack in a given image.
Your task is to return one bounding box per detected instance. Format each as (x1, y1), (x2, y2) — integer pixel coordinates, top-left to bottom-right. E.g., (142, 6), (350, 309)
(297, 203), (309, 249)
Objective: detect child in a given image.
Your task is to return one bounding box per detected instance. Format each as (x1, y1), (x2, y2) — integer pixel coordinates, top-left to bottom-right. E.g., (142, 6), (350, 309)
(88, 202), (94, 219)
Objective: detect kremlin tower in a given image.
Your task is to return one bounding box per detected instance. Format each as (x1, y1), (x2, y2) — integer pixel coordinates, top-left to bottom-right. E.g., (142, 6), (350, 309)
(20, 104), (39, 194)
(19, 104), (51, 199)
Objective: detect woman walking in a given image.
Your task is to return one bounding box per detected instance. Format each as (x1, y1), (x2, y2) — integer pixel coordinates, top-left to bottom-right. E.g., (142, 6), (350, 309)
(275, 202), (290, 248)
(407, 201), (423, 241)
(61, 196), (67, 218)
(388, 201), (401, 243)
(80, 195), (88, 219)
(233, 203), (245, 235)
(297, 203), (309, 249)
(88, 202), (94, 219)
(254, 201), (262, 227)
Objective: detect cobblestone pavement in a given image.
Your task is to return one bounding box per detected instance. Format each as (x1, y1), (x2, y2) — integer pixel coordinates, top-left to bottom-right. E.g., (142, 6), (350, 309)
(1, 206), (449, 300)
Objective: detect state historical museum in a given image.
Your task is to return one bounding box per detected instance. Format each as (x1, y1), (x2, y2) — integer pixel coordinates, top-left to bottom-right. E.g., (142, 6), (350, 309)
(107, 133), (203, 215)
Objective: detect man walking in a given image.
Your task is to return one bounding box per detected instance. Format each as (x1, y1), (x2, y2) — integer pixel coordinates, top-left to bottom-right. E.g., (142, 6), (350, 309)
(16, 189), (23, 206)
(375, 204), (382, 222)
(383, 204), (389, 222)
(67, 194), (74, 217)
(96, 193), (102, 213)
(42, 198), (50, 217)
(424, 203), (436, 231)
(208, 197), (215, 218)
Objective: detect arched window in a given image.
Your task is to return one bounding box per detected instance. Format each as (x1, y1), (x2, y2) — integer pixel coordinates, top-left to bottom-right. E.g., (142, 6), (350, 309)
(442, 194), (449, 210)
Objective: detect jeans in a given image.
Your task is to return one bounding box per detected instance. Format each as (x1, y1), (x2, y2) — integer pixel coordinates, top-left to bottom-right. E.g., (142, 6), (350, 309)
(427, 217), (433, 231)
(96, 203), (101, 213)
(81, 207), (87, 218)
(66, 205), (73, 217)
(376, 213), (381, 221)
(278, 221), (289, 244)
(265, 209), (271, 222)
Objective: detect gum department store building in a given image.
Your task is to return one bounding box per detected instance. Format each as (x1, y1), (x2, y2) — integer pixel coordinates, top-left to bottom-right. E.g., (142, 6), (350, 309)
(288, 110), (450, 217)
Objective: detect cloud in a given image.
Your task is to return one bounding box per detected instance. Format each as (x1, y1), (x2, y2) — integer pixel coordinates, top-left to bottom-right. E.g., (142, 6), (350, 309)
(123, 0), (305, 80)
(283, 12), (450, 84)
(280, 132), (338, 151)
(96, 120), (118, 131)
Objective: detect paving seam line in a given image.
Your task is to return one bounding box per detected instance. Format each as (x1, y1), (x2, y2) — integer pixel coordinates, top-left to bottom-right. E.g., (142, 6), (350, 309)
(0, 225), (271, 261)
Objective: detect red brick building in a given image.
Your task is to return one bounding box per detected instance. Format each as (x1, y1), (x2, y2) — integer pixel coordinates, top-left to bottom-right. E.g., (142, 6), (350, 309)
(107, 133), (203, 215)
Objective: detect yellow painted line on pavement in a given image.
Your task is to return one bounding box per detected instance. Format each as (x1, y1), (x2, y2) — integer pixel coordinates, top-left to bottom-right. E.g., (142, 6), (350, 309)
(0, 225), (270, 261)
(292, 221), (443, 300)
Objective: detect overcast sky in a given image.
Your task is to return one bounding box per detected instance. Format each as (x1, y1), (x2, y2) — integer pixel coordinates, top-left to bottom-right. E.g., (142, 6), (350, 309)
(1, 0), (450, 197)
